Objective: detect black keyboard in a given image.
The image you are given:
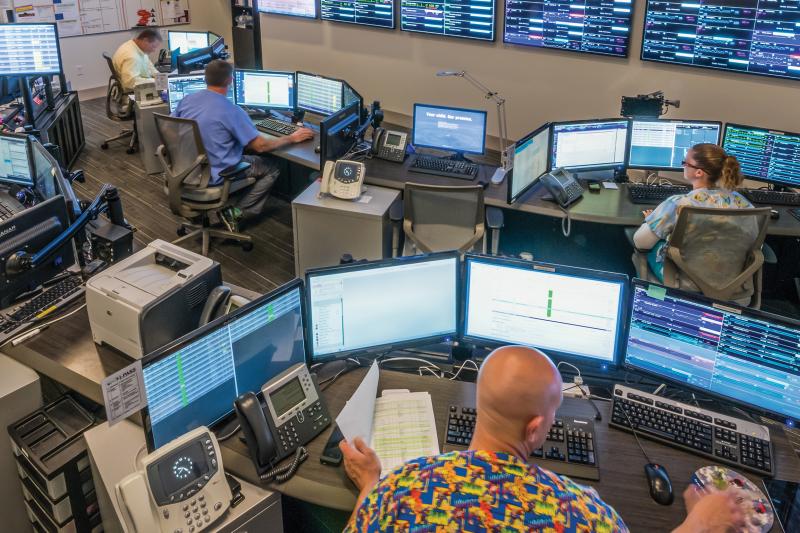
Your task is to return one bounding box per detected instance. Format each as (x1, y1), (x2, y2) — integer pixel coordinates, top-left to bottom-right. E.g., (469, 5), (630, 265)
(741, 188), (800, 206)
(610, 385), (773, 477)
(0, 200), (16, 221)
(409, 155), (479, 181)
(445, 405), (599, 480)
(0, 275), (84, 343)
(628, 183), (690, 204)
(255, 118), (299, 137)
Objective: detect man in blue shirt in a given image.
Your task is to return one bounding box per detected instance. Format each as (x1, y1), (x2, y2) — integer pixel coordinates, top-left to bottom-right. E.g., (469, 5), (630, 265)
(173, 60), (313, 231)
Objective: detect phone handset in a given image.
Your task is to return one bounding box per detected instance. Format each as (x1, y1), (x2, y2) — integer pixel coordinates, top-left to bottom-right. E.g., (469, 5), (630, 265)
(117, 473), (158, 532)
(235, 363), (332, 483)
(541, 167), (584, 208)
(318, 160), (365, 201)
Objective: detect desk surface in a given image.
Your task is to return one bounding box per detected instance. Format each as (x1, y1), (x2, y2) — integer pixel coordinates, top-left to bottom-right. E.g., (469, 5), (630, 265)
(221, 366), (800, 531)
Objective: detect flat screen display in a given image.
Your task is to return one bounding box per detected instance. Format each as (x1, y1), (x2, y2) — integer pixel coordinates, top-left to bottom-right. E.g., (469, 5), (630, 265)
(413, 104), (488, 155)
(259, 0), (318, 18)
(401, 0), (496, 41)
(321, 0), (395, 28)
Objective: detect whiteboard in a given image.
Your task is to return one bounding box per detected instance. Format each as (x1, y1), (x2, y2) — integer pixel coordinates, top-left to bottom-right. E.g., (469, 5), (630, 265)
(11, 0), (191, 38)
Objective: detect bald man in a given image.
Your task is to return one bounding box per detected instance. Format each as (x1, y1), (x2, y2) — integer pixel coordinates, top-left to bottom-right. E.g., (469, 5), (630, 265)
(340, 346), (745, 532)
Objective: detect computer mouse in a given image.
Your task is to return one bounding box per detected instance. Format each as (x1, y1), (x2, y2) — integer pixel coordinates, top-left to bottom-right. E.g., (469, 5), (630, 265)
(644, 463), (674, 506)
(770, 209), (780, 220)
(314, 145), (320, 154)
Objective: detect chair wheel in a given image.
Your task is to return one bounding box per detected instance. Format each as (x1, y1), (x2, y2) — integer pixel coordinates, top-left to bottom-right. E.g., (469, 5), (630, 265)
(176, 227), (187, 236)
(126, 147), (136, 154)
(242, 242), (254, 252)
(100, 143), (109, 150)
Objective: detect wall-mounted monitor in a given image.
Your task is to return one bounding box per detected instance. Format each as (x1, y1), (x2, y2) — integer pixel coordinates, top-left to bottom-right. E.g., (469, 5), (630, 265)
(321, 0), (394, 28)
(259, 0), (317, 18)
(504, 0), (633, 57)
(641, 0), (800, 81)
(401, 0), (496, 41)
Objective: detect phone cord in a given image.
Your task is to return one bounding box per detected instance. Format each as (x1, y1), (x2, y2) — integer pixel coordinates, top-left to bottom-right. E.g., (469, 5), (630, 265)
(259, 446), (309, 484)
(559, 204), (572, 238)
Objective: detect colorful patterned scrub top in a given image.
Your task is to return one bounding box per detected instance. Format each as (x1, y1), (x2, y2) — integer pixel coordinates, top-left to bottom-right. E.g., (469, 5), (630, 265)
(344, 450), (628, 532)
(645, 188), (752, 240)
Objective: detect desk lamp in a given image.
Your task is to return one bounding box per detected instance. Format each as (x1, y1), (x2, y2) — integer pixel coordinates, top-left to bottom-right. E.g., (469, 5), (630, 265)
(436, 70), (510, 185)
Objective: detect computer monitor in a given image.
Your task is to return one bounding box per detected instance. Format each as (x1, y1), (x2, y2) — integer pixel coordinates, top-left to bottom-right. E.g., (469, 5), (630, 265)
(296, 72), (344, 116)
(0, 133), (33, 187)
(167, 74), (234, 113)
(141, 280), (308, 450)
(233, 70), (295, 110)
(0, 195), (76, 308)
(412, 104), (488, 156)
(628, 120), (722, 171)
(462, 255), (628, 367)
(624, 280), (800, 423)
(0, 23), (62, 76)
(258, 0), (317, 18)
(319, 101), (360, 167)
(400, 0), (496, 41)
(550, 119), (629, 171)
(321, 0), (394, 28)
(306, 253), (460, 362)
(167, 31), (209, 55)
(722, 124), (800, 189)
(508, 124), (550, 204)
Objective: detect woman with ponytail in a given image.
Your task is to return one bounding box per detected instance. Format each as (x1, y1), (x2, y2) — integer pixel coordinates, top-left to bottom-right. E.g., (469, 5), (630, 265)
(633, 143), (752, 281)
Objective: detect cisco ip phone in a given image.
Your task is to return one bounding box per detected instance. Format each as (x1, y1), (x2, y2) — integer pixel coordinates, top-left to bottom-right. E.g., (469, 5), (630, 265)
(371, 127), (409, 163)
(541, 167), (584, 208)
(234, 363), (332, 482)
(319, 160), (366, 200)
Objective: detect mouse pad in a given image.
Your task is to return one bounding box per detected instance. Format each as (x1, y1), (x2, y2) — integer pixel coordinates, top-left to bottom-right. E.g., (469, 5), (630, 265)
(691, 466), (774, 533)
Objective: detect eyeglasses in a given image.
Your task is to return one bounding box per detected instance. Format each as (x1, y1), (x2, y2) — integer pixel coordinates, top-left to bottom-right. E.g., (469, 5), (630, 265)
(681, 160), (703, 171)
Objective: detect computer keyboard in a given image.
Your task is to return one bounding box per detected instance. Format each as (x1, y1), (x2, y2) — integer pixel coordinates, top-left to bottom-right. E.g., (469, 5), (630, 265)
(255, 117), (300, 137)
(0, 275), (85, 344)
(409, 155), (479, 181)
(445, 405), (599, 480)
(0, 200), (17, 221)
(741, 188), (800, 206)
(610, 385), (773, 477)
(628, 183), (691, 204)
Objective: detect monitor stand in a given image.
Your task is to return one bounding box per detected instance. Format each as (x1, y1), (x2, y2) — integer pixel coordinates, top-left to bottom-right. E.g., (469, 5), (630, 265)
(575, 169), (617, 182)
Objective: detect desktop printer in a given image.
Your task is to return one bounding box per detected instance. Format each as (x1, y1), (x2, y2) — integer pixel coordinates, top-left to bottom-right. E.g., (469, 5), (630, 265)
(86, 240), (222, 359)
(134, 79), (162, 107)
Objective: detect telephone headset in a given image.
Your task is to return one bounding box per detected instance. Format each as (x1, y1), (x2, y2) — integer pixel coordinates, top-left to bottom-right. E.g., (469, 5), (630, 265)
(234, 363), (332, 483)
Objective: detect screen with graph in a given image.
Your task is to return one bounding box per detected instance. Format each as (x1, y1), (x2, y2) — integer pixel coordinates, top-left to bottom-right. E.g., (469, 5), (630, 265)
(463, 256), (627, 365)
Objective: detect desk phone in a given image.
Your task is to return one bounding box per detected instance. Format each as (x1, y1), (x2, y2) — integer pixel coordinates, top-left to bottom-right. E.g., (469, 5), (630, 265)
(372, 128), (409, 163)
(541, 168), (583, 208)
(319, 160), (365, 200)
(116, 427), (231, 533)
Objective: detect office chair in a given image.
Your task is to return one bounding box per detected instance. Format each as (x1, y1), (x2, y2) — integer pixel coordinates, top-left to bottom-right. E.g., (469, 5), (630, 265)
(153, 113), (255, 256)
(627, 206), (772, 308)
(394, 183), (504, 256)
(100, 52), (138, 154)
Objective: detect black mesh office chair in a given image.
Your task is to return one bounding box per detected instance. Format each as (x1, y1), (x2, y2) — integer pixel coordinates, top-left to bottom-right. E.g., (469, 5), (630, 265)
(100, 52), (137, 154)
(154, 113), (255, 256)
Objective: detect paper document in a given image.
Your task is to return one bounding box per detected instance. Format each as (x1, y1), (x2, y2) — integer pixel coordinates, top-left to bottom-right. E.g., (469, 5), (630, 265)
(336, 364), (439, 476)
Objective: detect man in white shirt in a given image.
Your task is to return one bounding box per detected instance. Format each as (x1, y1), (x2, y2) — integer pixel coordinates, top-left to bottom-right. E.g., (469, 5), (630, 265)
(112, 29), (162, 92)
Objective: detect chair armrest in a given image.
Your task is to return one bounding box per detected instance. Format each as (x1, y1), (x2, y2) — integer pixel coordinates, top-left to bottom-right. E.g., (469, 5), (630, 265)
(486, 207), (504, 230)
(389, 200), (404, 223)
(219, 161), (251, 180)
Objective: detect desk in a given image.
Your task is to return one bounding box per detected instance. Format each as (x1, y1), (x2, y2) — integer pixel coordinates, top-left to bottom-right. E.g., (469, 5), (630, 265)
(220, 367), (800, 532)
(135, 100), (169, 175)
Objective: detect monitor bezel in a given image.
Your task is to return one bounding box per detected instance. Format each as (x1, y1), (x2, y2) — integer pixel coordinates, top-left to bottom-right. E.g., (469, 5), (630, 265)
(627, 119), (723, 171)
(321, 0), (396, 29)
(0, 23), (64, 77)
(233, 69), (296, 110)
(141, 278), (309, 452)
(722, 122), (800, 188)
(550, 118), (632, 172)
(639, 0), (800, 83)
(399, 0), (497, 42)
(507, 123), (552, 204)
(166, 30), (210, 55)
(305, 251), (461, 363)
(624, 278), (800, 424)
(502, 1), (633, 59)
(296, 71), (345, 116)
(460, 254), (629, 369)
(0, 131), (35, 187)
(412, 103), (488, 156)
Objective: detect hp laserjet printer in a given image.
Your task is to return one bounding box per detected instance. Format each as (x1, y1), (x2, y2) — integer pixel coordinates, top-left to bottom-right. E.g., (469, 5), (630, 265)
(86, 240), (221, 359)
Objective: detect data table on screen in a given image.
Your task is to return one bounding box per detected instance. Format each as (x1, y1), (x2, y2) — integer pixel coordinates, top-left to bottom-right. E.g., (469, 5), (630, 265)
(641, 0), (800, 81)
(504, 0), (633, 57)
(401, 0), (497, 41)
(321, 0), (395, 28)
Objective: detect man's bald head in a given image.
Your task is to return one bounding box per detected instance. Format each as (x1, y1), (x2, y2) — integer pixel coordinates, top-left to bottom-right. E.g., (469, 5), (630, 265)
(473, 346), (563, 455)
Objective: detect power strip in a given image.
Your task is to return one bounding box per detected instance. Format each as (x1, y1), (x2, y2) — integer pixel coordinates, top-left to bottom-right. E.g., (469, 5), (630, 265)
(562, 381), (590, 398)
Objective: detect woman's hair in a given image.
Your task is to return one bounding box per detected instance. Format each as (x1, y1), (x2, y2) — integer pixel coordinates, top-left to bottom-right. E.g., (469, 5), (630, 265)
(690, 143), (744, 190)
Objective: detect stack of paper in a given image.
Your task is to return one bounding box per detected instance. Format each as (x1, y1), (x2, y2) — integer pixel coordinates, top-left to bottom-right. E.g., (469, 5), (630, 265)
(337, 362), (440, 476)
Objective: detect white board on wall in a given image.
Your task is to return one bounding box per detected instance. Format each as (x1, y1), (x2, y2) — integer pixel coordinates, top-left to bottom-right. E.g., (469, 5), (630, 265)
(10, 0), (190, 38)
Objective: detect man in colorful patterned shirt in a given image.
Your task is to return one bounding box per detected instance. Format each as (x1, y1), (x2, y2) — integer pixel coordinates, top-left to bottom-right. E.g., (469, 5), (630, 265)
(340, 346), (745, 532)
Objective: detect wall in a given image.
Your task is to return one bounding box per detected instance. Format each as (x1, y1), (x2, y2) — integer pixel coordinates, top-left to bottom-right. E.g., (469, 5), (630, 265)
(259, 8), (800, 149)
(62, 0), (231, 94)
